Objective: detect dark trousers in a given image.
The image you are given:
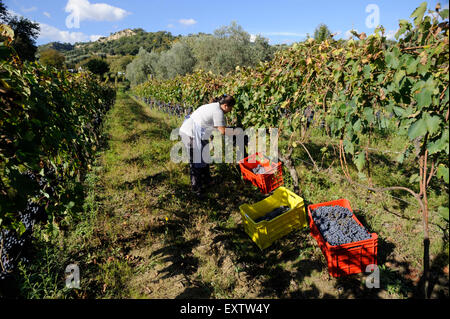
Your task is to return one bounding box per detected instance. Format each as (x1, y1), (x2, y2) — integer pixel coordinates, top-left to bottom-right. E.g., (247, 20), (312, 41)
(187, 139), (211, 193)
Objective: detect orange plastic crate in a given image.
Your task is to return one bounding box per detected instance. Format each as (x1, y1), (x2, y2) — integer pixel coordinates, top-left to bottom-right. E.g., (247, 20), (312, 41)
(307, 199), (378, 277)
(238, 152), (284, 194)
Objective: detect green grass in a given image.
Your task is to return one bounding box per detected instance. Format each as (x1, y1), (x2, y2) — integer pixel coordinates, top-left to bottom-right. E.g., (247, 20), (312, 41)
(14, 91), (448, 299)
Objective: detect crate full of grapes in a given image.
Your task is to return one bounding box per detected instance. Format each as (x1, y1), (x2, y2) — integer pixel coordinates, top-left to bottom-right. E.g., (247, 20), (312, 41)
(239, 187), (306, 250)
(307, 199), (378, 277)
(238, 152), (283, 194)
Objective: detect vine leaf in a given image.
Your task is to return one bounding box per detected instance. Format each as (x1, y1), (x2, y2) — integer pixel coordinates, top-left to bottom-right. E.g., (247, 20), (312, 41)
(440, 8), (449, 19)
(423, 113), (442, 135)
(395, 19), (411, 39)
(408, 114), (441, 140)
(438, 206), (449, 221)
(354, 151), (366, 172)
(385, 50), (399, 69)
(410, 2), (427, 26)
(343, 139), (354, 155)
(437, 164), (449, 183)
(427, 128), (449, 155)
(415, 87), (433, 109)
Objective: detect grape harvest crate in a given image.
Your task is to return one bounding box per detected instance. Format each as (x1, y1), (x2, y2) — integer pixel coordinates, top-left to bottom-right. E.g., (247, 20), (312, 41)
(307, 199), (378, 277)
(238, 152), (283, 194)
(239, 187), (307, 250)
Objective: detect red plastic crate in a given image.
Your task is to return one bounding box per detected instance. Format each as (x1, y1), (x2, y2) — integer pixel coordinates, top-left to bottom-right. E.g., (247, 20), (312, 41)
(238, 152), (284, 194)
(307, 199), (378, 277)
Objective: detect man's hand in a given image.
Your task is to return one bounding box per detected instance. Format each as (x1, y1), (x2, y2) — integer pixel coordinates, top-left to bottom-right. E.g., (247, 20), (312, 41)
(216, 126), (226, 135)
(216, 126), (237, 136)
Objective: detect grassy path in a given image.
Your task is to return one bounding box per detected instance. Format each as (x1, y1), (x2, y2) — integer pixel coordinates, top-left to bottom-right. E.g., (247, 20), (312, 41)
(20, 91), (447, 299)
(62, 91), (288, 298)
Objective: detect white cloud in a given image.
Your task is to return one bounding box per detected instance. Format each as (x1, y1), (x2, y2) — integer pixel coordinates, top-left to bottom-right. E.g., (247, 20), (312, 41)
(167, 23), (175, 28)
(43, 11), (51, 18)
(250, 34), (256, 42)
(178, 18), (197, 26)
(89, 34), (103, 41)
(345, 29), (358, 39)
(64, 0), (130, 23)
(385, 29), (397, 40)
(38, 23), (104, 44)
(21, 6), (37, 13)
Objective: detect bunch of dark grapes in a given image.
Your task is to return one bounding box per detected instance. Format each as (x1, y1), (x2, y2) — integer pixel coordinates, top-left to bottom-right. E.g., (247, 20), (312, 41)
(304, 106), (315, 129)
(92, 112), (102, 129)
(254, 205), (290, 223)
(23, 168), (55, 202)
(1, 169), (49, 282)
(0, 200), (45, 282)
(311, 205), (371, 246)
(0, 229), (28, 281)
(252, 164), (266, 174)
(20, 200), (46, 231)
(23, 170), (37, 184)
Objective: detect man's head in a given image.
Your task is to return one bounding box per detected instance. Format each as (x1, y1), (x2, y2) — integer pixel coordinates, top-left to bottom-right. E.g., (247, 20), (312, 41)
(218, 94), (235, 113)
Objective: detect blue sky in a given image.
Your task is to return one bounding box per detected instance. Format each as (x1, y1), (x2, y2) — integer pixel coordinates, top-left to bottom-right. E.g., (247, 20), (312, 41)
(4, 0), (449, 45)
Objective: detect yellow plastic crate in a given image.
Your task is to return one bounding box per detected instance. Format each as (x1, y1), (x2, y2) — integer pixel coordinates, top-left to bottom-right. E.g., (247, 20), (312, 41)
(239, 187), (307, 250)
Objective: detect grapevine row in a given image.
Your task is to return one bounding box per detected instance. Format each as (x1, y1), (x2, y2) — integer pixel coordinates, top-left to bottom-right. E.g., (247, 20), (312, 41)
(132, 3), (448, 294)
(0, 24), (116, 286)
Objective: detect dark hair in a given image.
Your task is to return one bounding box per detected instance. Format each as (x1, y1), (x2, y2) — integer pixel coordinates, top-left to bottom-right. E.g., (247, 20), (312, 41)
(213, 94), (235, 107)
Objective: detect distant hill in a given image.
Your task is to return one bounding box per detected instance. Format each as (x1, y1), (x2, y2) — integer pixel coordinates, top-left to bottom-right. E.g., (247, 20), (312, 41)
(38, 42), (75, 52)
(38, 28), (181, 68)
(97, 28), (136, 43)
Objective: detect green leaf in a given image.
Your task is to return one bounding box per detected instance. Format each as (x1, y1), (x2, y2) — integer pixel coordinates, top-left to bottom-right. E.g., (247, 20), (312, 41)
(363, 107), (374, 124)
(415, 88), (433, 109)
(343, 139), (355, 155)
(439, 8), (449, 19)
(408, 114), (441, 140)
(427, 129), (449, 155)
(406, 57), (419, 74)
(423, 114), (441, 135)
(408, 118), (427, 139)
(353, 118), (361, 132)
(393, 106), (405, 117)
(410, 2), (427, 26)
(393, 70), (406, 87)
(437, 164), (449, 183)
(409, 173), (421, 184)
(395, 152), (405, 164)
(395, 20), (411, 39)
(357, 172), (367, 181)
(17, 222), (26, 236)
(363, 65), (371, 79)
(354, 151), (366, 172)
(385, 51), (399, 69)
(438, 206), (449, 221)
(336, 118), (345, 131)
